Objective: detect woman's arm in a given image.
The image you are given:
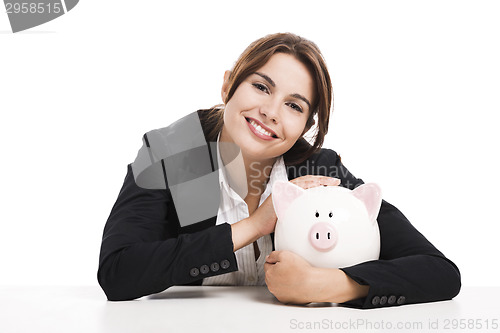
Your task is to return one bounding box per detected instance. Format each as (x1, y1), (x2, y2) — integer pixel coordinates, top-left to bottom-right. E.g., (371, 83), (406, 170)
(267, 149), (461, 308)
(340, 199), (461, 309)
(264, 199), (461, 308)
(325, 147), (461, 308)
(99, 159), (340, 300)
(97, 164), (237, 301)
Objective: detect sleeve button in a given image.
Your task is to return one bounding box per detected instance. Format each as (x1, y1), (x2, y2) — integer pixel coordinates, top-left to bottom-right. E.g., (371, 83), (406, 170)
(371, 296), (381, 306)
(379, 296), (387, 305)
(189, 267), (200, 277)
(221, 259), (230, 269)
(388, 295), (397, 305)
(210, 262), (220, 272)
(200, 265), (210, 274)
(397, 296), (406, 305)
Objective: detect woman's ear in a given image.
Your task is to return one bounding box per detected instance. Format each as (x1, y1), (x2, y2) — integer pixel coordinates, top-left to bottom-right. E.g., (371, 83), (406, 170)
(221, 70), (231, 103)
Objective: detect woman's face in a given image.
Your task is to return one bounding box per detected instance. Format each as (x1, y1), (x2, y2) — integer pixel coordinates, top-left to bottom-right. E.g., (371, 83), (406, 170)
(220, 53), (314, 164)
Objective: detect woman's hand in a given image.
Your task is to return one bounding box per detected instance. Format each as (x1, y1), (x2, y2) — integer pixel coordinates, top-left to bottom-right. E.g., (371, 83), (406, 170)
(289, 175), (341, 189)
(231, 195), (277, 252)
(264, 250), (370, 304)
(264, 250), (317, 304)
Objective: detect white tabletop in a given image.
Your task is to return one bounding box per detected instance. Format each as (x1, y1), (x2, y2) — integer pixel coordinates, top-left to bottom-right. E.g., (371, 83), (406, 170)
(1, 285), (499, 333)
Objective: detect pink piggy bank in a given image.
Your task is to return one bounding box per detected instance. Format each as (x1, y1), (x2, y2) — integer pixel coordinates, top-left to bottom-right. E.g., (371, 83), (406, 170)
(272, 181), (382, 268)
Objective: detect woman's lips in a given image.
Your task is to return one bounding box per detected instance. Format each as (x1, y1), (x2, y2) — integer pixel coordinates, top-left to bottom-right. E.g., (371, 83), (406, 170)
(245, 117), (278, 141)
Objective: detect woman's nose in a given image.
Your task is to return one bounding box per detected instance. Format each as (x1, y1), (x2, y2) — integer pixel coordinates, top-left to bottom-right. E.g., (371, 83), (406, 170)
(260, 100), (280, 123)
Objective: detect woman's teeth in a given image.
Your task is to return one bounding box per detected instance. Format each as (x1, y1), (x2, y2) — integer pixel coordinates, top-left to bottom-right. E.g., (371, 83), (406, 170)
(248, 119), (275, 138)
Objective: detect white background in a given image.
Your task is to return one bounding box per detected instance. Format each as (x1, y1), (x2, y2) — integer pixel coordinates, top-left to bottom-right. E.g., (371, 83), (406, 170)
(0, 0), (498, 288)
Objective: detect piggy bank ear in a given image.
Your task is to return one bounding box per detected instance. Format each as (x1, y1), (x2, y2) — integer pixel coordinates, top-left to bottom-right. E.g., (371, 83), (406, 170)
(272, 180), (305, 220)
(352, 183), (382, 223)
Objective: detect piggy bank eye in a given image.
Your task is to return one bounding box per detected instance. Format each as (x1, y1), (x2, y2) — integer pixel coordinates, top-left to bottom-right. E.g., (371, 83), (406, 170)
(315, 211), (319, 218)
(329, 211), (333, 218)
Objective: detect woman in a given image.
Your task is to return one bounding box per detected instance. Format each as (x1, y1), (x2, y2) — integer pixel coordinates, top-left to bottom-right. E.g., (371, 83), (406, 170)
(97, 33), (461, 308)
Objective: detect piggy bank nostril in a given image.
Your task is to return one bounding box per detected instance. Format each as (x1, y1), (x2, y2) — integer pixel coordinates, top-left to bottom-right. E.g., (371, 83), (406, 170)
(316, 233), (319, 240)
(327, 232), (331, 240)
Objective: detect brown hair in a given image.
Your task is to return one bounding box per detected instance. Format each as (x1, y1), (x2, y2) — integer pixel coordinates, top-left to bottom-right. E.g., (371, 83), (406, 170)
(202, 32), (333, 165)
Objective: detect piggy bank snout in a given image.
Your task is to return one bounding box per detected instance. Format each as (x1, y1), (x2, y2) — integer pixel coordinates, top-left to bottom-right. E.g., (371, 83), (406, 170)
(309, 222), (337, 252)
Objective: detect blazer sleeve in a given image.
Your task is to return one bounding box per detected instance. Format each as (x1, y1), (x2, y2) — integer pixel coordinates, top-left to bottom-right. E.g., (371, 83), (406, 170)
(321, 149), (461, 309)
(97, 164), (237, 301)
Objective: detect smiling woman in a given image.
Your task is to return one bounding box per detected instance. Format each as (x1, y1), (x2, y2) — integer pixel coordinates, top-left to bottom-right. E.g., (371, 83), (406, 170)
(97, 32), (461, 309)
(204, 33), (332, 166)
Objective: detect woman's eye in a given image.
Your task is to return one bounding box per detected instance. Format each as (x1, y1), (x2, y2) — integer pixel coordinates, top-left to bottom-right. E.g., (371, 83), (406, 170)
(252, 83), (269, 93)
(287, 102), (303, 113)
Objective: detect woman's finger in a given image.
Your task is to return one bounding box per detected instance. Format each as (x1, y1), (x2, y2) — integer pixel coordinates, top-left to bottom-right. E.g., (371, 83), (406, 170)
(265, 251), (281, 264)
(290, 176), (340, 189)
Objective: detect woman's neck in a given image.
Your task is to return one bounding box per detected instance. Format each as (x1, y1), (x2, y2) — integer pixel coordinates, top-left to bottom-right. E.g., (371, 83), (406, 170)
(244, 156), (276, 197)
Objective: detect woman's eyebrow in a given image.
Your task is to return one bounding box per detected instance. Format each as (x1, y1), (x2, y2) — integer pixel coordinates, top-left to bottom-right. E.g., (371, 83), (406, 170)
(253, 72), (311, 109)
(254, 72), (276, 87)
(291, 93), (311, 109)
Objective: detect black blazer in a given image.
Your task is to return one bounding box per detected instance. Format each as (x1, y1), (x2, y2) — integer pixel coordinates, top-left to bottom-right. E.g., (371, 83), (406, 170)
(97, 111), (461, 309)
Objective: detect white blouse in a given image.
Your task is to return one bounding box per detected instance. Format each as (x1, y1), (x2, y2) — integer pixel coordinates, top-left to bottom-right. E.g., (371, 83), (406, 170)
(202, 137), (289, 286)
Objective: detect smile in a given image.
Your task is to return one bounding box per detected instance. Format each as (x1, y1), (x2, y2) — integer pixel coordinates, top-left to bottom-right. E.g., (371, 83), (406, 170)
(246, 117), (278, 140)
